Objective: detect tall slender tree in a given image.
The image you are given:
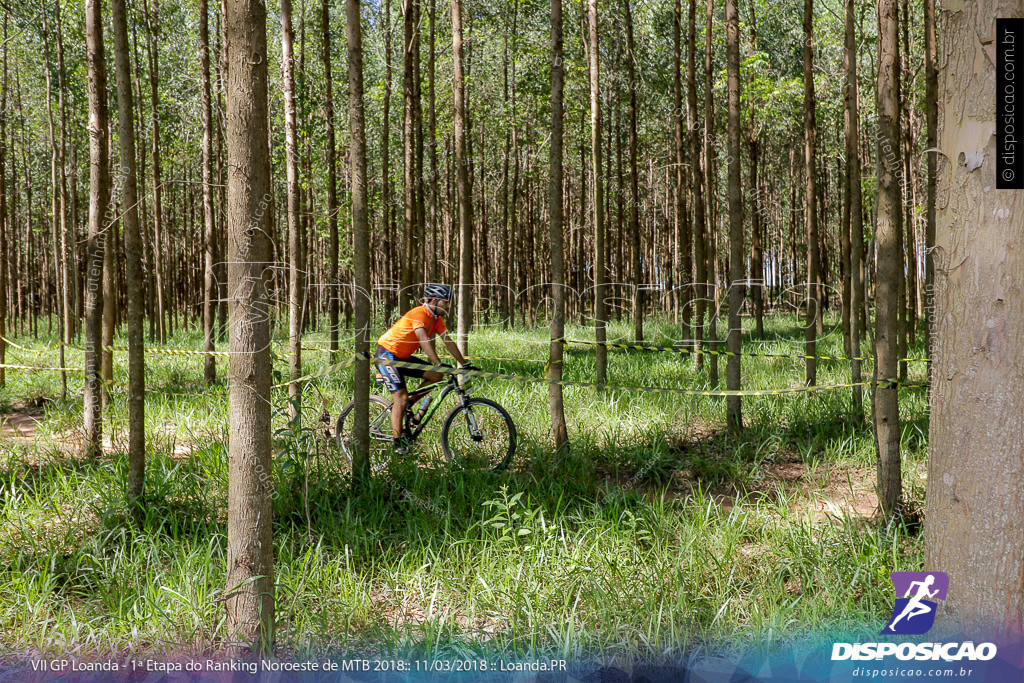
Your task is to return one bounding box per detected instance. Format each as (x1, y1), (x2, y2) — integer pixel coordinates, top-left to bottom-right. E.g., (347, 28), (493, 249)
(549, 0), (567, 449)
(112, 0), (147, 510)
(688, 0), (706, 369)
(348, 0), (372, 479)
(201, 0), (218, 385)
(844, 0), (864, 416)
(84, 0), (110, 460)
(452, 0), (474, 353)
(587, 0), (607, 384)
(623, 0), (642, 342)
(322, 0), (339, 352)
(281, 0), (303, 422)
(725, 0), (743, 432)
(224, 0), (275, 650)
(803, 0), (820, 386)
(874, 0), (902, 520)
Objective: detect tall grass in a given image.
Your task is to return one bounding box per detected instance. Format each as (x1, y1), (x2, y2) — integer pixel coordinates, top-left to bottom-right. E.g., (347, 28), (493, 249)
(0, 312), (930, 658)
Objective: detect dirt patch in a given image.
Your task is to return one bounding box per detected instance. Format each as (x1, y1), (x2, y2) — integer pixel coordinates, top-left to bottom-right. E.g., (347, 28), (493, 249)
(1, 408), (44, 439)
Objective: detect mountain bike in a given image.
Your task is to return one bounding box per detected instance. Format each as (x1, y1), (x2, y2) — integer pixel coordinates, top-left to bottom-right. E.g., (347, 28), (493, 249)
(336, 368), (517, 471)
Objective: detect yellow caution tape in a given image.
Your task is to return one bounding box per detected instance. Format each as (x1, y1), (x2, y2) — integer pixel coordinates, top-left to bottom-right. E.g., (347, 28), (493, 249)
(560, 338), (931, 364)
(367, 353), (927, 397)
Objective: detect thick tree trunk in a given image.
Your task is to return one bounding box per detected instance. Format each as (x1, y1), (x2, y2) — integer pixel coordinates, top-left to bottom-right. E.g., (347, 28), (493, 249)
(873, 0), (902, 521)
(587, 0), (606, 384)
(452, 0), (473, 354)
(224, 0), (275, 651)
(725, 0), (743, 432)
(111, 0), (147, 510)
(926, 3), (1024, 638)
(549, 0), (566, 449)
(84, 0), (109, 460)
(803, 0), (820, 386)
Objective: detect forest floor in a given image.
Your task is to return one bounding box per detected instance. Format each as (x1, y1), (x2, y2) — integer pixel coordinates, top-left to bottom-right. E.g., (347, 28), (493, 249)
(0, 312), (930, 659)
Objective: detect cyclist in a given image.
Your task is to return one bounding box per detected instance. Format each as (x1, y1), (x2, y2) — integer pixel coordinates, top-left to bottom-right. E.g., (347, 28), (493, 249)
(375, 284), (477, 453)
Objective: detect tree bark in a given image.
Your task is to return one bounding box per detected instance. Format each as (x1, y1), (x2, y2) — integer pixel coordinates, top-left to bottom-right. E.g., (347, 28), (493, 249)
(725, 0), (743, 432)
(623, 0), (642, 342)
(143, 0), (167, 345)
(925, 2), (1024, 638)
(845, 0), (864, 416)
(587, 0), (606, 384)
(281, 0), (303, 423)
(112, 0), (147, 511)
(873, 0), (902, 521)
(201, 0), (218, 385)
(84, 0), (110, 460)
(922, 0), (936, 364)
(688, 0), (706, 369)
(0, 18), (6, 390)
(673, 0), (691, 341)
(549, 0), (567, 449)
(348, 0), (372, 479)
(452, 0), (474, 354)
(803, 0), (820, 386)
(224, 0), (275, 651)
(322, 0), (339, 352)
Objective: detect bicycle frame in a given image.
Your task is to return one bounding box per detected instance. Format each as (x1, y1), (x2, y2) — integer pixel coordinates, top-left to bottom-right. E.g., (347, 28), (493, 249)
(384, 374), (471, 442)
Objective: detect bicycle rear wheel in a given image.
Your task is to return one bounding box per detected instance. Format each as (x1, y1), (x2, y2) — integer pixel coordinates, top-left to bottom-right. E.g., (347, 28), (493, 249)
(336, 395), (395, 471)
(440, 398), (517, 471)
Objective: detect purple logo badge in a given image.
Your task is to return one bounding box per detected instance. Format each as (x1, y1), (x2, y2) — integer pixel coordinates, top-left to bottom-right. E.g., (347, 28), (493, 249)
(882, 571), (949, 635)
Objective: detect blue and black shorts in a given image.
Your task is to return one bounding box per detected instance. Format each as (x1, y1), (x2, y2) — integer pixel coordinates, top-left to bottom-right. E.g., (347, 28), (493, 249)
(374, 345), (431, 393)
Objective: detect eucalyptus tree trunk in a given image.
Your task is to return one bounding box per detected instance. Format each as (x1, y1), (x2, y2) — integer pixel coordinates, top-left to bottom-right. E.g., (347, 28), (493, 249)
(452, 0), (474, 354)
(0, 19), (6, 390)
(747, 0), (762, 339)
(322, 0), (339, 352)
(725, 0), (743, 432)
(143, 0), (166, 344)
(281, 0), (303, 422)
(42, 17), (66, 398)
(873, 0), (902, 521)
(673, 0), (691, 341)
(548, 0), (566, 449)
(844, 0), (864, 416)
(224, 0), (275, 651)
(704, 0), (718, 384)
(587, 0), (606, 384)
(347, 0), (372, 479)
(112, 0), (147, 510)
(201, 0), (218, 385)
(688, 0), (706, 369)
(623, 0), (642, 342)
(84, 0), (109, 460)
(803, 0), (820, 386)
(400, 0), (419, 314)
(926, 3), (1024, 638)
(923, 0), (936, 363)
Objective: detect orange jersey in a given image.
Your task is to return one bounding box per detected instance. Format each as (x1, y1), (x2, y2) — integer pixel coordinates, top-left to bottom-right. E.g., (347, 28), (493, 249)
(377, 305), (447, 358)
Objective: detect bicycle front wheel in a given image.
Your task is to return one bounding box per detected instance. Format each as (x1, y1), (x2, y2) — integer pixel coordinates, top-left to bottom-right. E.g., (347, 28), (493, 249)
(440, 398), (517, 471)
(336, 395), (395, 471)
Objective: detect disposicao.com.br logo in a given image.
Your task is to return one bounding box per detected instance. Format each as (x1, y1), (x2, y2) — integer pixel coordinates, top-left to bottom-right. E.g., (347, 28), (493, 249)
(831, 571), (998, 662)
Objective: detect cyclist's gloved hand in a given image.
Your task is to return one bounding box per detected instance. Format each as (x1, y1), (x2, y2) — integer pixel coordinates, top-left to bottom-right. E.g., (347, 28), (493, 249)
(460, 363), (480, 373)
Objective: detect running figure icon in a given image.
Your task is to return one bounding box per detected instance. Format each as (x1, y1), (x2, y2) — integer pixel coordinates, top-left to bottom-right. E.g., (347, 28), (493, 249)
(887, 574), (939, 631)
(882, 571), (949, 635)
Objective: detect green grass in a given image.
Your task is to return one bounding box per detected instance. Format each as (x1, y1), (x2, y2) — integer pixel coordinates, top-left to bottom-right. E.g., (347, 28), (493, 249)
(0, 311), (930, 659)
